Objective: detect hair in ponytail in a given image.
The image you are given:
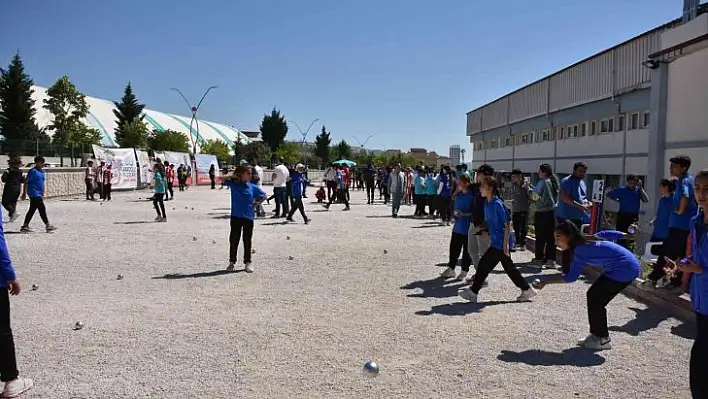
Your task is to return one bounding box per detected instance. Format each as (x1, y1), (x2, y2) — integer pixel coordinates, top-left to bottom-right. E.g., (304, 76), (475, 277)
(539, 163), (560, 199)
(554, 220), (587, 250)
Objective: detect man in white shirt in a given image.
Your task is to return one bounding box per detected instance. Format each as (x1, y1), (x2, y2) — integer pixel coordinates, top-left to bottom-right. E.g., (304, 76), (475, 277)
(323, 163), (338, 202)
(271, 159), (290, 218)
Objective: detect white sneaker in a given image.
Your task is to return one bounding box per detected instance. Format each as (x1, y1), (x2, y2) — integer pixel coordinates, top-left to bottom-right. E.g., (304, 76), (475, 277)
(456, 271), (468, 281)
(440, 267), (456, 278)
(577, 334), (612, 350)
(458, 287), (478, 303)
(244, 262), (254, 273)
(3, 377), (33, 398)
(516, 287), (537, 302)
(226, 263), (235, 272)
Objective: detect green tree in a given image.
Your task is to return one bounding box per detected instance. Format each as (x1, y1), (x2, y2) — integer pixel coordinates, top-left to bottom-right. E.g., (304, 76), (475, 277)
(274, 141), (300, 166)
(314, 125), (331, 166)
(259, 107), (288, 152)
(43, 76), (90, 166)
(115, 119), (149, 149)
(353, 149), (374, 166)
(335, 139), (352, 160)
(200, 139), (231, 164)
(147, 129), (189, 152)
(244, 141), (272, 167)
(0, 53), (40, 161)
(113, 82), (145, 145)
(68, 121), (102, 153)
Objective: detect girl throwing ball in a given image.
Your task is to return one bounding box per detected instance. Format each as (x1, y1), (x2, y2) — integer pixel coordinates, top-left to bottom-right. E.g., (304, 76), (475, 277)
(535, 220), (640, 350)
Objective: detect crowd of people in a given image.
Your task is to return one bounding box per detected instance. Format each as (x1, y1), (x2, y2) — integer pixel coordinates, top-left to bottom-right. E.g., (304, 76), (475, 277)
(1, 153), (707, 398)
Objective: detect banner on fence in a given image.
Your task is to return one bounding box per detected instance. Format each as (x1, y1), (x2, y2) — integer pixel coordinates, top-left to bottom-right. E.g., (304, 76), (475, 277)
(135, 149), (151, 187)
(195, 154), (219, 185)
(91, 145), (139, 190)
(163, 151), (193, 185)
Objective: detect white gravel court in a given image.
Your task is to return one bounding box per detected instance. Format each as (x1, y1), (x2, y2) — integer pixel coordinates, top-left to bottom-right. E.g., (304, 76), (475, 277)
(5, 188), (693, 398)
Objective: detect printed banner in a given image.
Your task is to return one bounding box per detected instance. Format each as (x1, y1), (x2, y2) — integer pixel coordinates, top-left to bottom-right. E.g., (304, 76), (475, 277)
(136, 149), (151, 187)
(195, 154), (220, 185)
(163, 151), (193, 185)
(91, 145), (138, 190)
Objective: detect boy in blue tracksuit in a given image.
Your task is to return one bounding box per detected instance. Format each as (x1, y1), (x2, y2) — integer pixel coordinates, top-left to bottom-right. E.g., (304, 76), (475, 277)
(650, 179), (674, 243)
(223, 165), (266, 273)
(20, 156), (56, 233)
(286, 164), (311, 224)
(0, 212), (34, 397)
(665, 169), (708, 398)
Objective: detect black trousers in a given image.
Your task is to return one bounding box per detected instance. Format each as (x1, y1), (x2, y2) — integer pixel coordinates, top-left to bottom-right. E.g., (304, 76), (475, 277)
(616, 212), (638, 248)
(691, 312), (708, 399)
(210, 177), (215, 189)
(85, 179), (94, 200)
(152, 193), (166, 218)
(414, 194), (426, 215)
(587, 274), (631, 338)
(0, 287), (18, 383)
(326, 181), (337, 201)
(427, 195), (436, 216)
(559, 218), (583, 274)
(229, 217), (254, 264)
(470, 246), (530, 293)
(327, 188), (349, 207)
(166, 182), (174, 200)
(97, 182), (105, 199)
(103, 184), (112, 201)
(287, 197), (307, 221)
(534, 210), (556, 262)
(2, 191), (19, 217)
(437, 196), (452, 222)
(512, 211), (528, 248)
(449, 232), (472, 272)
(365, 180), (375, 202)
(649, 227), (689, 283)
(23, 197), (48, 226)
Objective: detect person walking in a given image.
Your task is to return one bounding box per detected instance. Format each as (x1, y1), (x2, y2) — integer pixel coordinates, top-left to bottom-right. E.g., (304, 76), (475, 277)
(509, 169), (531, 251)
(413, 169), (427, 216)
(152, 163), (167, 222)
(436, 165), (453, 225)
(389, 165), (405, 218)
(224, 165), (266, 273)
(19, 156), (56, 234)
(2, 159), (25, 222)
(530, 163), (560, 270)
(102, 165), (113, 201)
(1, 211), (34, 398)
(286, 164), (311, 224)
(425, 169), (438, 218)
(440, 174), (474, 281)
(323, 164), (337, 202)
(271, 159), (290, 218)
(323, 166), (350, 211)
(466, 164), (493, 281)
(363, 163), (376, 204)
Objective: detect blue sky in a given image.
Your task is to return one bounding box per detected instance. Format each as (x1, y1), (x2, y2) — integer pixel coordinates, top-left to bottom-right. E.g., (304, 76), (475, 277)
(0, 0), (681, 157)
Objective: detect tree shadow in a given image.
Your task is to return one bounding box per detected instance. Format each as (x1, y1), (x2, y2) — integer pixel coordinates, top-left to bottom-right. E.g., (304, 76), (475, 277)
(152, 269), (242, 279)
(113, 221), (154, 225)
(401, 277), (465, 299)
(609, 306), (696, 339)
(414, 300), (521, 316)
(497, 347), (605, 367)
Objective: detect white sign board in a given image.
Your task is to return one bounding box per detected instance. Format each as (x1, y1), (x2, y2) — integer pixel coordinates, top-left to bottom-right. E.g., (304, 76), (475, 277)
(591, 179), (605, 203)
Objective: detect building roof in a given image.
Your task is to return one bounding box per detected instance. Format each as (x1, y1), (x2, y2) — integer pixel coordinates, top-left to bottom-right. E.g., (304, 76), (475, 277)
(465, 5), (708, 117)
(31, 85), (250, 150)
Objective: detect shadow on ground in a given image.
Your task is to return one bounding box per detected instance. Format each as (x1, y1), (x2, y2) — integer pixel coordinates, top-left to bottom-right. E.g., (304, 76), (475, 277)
(113, 221), (155, 225)
(497, 348), (605, 367)
(609, 306), (696, 339)
(152, 270), (242, 279)
(415, 300), (521, 316)
(366, 215), (417, 219)
(401, 277), (465, 299)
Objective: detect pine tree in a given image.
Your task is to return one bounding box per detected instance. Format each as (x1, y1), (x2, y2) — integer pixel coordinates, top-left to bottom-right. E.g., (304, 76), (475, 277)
(314, 125), (332, 166)
(259, 107), (288, 153)
(0, 53), (40, 160)
(114, 82), (145, 146)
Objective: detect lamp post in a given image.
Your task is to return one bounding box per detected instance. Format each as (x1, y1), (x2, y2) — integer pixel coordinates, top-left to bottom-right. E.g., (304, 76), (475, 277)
(290, 118), (319, 166)
(170, 86), (217, 184)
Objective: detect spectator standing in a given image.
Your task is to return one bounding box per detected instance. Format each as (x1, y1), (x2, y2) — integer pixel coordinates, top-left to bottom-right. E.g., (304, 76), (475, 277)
(271, 159), (290, 218)
(557, 162), (590, 274)
(2, 159), (25, 222)
(530, 164), (560, 269)
(606, 174), (649, 248)
(509, 169), (531, 251)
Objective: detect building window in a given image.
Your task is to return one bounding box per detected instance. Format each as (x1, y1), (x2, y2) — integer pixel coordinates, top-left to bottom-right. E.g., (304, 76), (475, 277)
(615, 115), (625, 132)
(590, 121), (597, 135)
(559, 126), (566, 139)
(600, 118), (614, 133)
(541, 130), (549, 141)
(571, 125), (578, 138)
(530, 132), (535, 143)
(642, 111), (650, 128)
(580, 122), (587, 137)
(550, 128), (556, 141)
(504, 137), (511, 147)
(491, 139), (498, 149)
(629, 113), (639, 130)
(521, 134), (529, 144)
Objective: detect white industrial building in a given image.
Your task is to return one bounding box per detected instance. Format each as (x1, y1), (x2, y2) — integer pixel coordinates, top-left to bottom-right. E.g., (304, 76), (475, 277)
(31, 85), (250, 151)
(466, 1), (708, 222)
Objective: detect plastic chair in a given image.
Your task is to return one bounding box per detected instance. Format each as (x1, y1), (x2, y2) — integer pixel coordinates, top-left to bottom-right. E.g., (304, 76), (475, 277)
(641, 242), (662, 264)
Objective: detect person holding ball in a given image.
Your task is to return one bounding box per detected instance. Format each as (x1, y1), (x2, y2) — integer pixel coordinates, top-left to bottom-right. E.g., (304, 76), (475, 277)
(534, 220), (640, 350)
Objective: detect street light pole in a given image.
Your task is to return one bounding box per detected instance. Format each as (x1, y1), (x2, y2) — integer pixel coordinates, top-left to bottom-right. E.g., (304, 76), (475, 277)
(290, 118), (319, 166)
(170, 86), (217, 184)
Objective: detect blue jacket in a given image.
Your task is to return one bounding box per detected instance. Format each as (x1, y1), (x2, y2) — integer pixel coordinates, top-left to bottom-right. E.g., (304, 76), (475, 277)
(557, 175), (587, 221)
(290, 172), (308, 198)
(0, 212), (16, 288)
(689, 211), (708, 316)
(565, 241), (640, 283)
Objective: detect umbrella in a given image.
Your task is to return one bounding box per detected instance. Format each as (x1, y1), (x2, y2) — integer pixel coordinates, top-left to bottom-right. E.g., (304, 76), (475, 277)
(333, 159), (357, 167)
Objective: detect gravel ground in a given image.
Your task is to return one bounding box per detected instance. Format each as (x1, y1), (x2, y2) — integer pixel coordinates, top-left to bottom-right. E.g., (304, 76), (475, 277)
(5, 188), (694, 398)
